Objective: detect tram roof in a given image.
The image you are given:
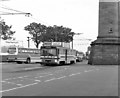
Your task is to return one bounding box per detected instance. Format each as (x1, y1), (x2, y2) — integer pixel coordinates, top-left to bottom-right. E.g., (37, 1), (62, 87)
(41, 46), (74, 50)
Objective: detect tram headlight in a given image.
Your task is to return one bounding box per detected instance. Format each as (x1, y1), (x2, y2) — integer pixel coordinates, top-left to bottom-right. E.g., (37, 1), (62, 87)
(39, 59), (42, 62)
(54, 59), (58, 63)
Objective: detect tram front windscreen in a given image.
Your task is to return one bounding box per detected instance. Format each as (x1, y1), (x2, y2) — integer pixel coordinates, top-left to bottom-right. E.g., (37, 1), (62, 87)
(40, 48), (57, 56)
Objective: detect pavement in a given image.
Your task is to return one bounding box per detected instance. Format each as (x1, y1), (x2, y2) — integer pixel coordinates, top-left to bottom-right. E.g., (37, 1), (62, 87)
(1, 62), (44, 72)
(1, 61), (118, 96)
(1, 60), (119, 72)
(1, 60), (88, 72)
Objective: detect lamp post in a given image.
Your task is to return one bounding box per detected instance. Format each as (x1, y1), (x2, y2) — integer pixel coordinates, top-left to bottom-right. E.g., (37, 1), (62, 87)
(27, 37), (32, 48)
(27, 37), (30, 48)
(71, 33), (83, 49)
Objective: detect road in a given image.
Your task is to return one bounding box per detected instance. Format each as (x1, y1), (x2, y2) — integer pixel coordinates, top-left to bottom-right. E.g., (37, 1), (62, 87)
(1, 60), (118, 96)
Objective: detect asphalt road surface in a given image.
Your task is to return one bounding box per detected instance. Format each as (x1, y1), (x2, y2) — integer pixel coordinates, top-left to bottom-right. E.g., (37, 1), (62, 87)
(1, 61), (118, 96)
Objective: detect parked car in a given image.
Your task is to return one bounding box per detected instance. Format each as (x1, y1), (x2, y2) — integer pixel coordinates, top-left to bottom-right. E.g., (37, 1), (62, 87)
(76, 56), (83, 62)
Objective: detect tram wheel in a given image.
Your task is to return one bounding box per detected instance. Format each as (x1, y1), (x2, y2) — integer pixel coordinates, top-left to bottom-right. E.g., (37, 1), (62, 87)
(26, 58), (31, 64)
(17, 61), (22, 64)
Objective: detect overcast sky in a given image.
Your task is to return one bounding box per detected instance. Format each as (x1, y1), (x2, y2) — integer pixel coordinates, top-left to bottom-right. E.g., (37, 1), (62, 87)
(0, 0), (99, 53)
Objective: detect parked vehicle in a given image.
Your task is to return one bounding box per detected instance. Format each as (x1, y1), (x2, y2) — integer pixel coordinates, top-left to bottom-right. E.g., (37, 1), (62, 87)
(7, 46), (41, 64)
(76, 51), (84, 62)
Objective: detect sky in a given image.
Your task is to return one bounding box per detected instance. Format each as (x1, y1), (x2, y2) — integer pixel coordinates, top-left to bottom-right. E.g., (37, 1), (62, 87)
(0, 0), (99, 53)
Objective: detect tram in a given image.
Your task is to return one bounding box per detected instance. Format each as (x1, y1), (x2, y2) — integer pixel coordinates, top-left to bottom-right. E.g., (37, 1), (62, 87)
(40, 42), (77, 65)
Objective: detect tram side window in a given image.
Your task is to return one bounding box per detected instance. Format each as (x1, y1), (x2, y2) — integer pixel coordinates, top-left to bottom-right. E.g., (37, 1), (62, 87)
(61, 49), (65, 55)
(73, 51), (75, 55)
(28, 50), (30, 53)
(8, 47), (16, 54)
(21, 50), (25, 53)
(59, 49), (65, 55)
(33, 50), (35, 54)
(21, 50), (24, 53)
(18, 49), (22, 53)
(28, 50), (32, 53)
(67, 50), (70, 55)
(70, 50), (71, 55)
(38, 50), (40, 54)
(27, 50), (29, 53)
(29, 50), (32, 53)
(35, 50), (40, 54)
(31, 50), (33, 53)
(35, 50), (38, 54)
(59, 49), (62, 54)
(24, 50), (26, 53)
(34, 51), (36, 53)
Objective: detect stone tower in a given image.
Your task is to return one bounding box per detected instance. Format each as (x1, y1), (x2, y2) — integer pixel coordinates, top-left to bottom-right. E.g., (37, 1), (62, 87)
(88, 0), (120, 65)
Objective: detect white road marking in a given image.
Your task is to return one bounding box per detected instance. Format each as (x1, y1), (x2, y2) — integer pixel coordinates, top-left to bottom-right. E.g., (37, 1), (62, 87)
(56, 76), (66, 79)
(19, 77), (41, 82)
(18, 76), (24, 78)
(44, 78), (56, 82)
(35, 74), (53, 78)
(2, 66), (96, 93)
(34, 80), (41, 82)
(69, 73), (81, 76)
(3, 75), (29, 81)
(3, 73), (53, 81)
(16, 84), (23, 86)
(84, 70), (89, 72)
(84, 70), (93, 72)
(4, 77), (18, 81)
(1, 75), (67, 93)
(3, 73), (53, 84)
(69, 74), (77, 76)
(3, 68), (69, 82)
(24, 67), (43, 70)
(2, 81), (23, 86)
(0, 82), (38, 93)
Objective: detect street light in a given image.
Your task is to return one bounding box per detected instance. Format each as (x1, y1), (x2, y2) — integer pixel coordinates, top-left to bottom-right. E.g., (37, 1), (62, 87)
(71, 32), (83, 49)
(27, 37), (32, 48)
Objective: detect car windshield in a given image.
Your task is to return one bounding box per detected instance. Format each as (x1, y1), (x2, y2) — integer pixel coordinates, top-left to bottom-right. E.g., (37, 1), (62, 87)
(40, 49), (56, 56)
(8, 47), (16, 54)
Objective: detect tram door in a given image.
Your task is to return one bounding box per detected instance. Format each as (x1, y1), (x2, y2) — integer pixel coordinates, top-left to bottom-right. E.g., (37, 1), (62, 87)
(65, 49), (67, 64)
